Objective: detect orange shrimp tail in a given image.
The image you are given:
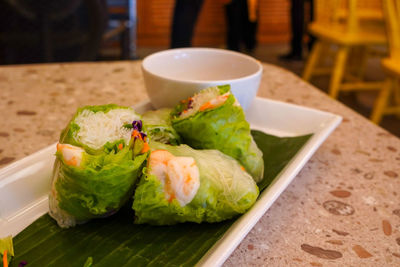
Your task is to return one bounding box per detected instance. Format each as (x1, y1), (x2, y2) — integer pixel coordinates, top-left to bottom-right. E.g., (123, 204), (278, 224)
(56, 143), (63, 152)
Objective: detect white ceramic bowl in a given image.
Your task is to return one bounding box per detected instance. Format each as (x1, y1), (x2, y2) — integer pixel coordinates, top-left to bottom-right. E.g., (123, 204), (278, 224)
(141, 48), (263, 110)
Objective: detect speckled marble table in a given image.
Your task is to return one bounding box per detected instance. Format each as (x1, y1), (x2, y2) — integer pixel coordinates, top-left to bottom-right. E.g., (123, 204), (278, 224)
(0, 61), (399, 266)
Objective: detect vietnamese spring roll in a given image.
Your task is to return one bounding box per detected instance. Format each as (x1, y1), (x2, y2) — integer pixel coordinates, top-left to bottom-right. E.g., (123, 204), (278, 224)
(49, 105), (149, 228)
(142, 108), (181, 145)
(171, 85), (264, 182)
(132, 141), (259, 225)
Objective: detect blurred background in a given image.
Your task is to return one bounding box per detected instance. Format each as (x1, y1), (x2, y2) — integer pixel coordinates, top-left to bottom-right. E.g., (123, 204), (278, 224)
(0, 0), (399, 137)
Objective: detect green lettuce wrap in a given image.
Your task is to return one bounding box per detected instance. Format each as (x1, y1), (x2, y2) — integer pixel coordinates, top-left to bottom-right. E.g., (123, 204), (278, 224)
(50, 144), (147, 227)
(49, 105), (148, 228)
(171, 85), (264, 182)
(142, 108), (181, 145)
(132, 141), (259, 225)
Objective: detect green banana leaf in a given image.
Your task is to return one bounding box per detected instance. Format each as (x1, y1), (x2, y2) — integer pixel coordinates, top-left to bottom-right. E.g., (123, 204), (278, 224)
(11, 130), (312, 267)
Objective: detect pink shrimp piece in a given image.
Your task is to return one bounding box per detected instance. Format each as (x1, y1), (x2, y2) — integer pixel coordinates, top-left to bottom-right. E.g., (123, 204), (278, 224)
(199, 92), (230, 111)
(148, 150), (200, 206)
(166, 157), (200, 206)
(57, 143), (84, 167)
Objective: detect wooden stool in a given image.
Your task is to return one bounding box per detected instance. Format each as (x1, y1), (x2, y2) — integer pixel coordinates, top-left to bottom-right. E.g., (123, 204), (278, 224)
(371, 0), (400, 124)
(303, 0), (387, 99)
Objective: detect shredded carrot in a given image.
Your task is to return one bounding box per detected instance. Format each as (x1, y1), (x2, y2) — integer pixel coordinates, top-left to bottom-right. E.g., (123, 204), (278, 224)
(3, 250), (8, 267)
(183, 110), (188, 113)
(118, 143), (123, 150)
(131, 129), (139, 137)
(199, 102), (213, 111)
(141, 142), (150, 153)
(240, 166), (245, 171)
(131, 130), (144, 140)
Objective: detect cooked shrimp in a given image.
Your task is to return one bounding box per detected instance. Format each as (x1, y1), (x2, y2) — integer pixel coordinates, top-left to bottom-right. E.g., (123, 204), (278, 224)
(148, 150), (174, 186)
(148, 150), (200, 206)
(57, 143), (84, 167)
(199, 92), (230, 111)
(166, 156), (200, 206)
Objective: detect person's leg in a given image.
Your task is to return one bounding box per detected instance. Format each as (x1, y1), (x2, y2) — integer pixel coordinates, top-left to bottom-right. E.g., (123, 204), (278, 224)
(242, 0), (257, 52)
(307, 0), (315, 52)
(225, 0), (241, 51)
(170, 0), (204, 48)
(280, 0), (304, 60)
(291, 0), (304, 57)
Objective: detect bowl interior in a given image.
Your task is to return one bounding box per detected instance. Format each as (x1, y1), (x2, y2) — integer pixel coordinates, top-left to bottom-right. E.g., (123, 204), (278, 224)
(142, 48), (261, 81)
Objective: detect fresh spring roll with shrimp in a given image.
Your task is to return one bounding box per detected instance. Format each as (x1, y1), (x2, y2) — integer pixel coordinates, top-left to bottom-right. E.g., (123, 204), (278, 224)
(171, 85), (264, 182)
(132, 141), (259, 225)
(142, 108), (181, 145)
(49, 105), (149, 228)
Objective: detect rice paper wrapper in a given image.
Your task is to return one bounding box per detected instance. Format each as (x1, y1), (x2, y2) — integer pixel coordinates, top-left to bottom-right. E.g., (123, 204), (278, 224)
(49, 104), (146, 228)
(171, 85), (264, 182)
(142, 108), (181, 145)
(49, 146), (147, 228)
(132, 142), (259, 225)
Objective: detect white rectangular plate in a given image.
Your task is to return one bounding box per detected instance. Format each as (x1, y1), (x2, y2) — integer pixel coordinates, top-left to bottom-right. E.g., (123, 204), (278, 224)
(0, 97), (341, 266)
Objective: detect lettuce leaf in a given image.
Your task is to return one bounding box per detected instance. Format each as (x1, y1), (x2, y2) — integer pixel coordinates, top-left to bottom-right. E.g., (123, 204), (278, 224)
(132, 142), (259, 225)
(171, 85), (264, 182)
(49, 144), (147, 227)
